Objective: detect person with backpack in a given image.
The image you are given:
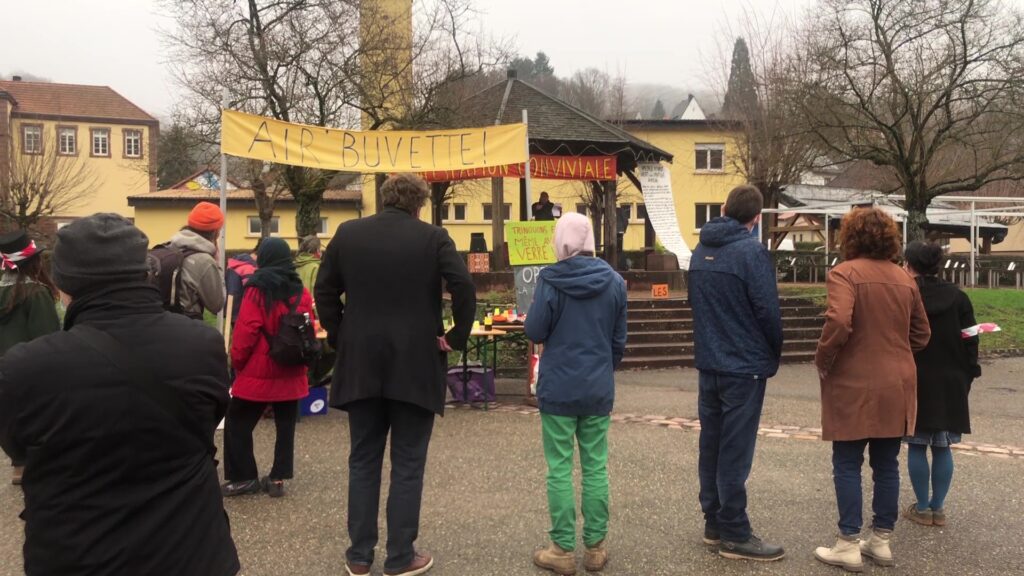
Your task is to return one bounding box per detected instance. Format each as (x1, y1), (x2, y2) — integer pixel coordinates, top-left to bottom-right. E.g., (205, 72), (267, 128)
(226, 239), (261, 326)
(525, 212), (627, 575)
(1, 230), (61, 485)
(222, 237), (317, 498)
(150, 201), (226, 319)
(0, 214), (239, 576)
(294, 235), (322, 294)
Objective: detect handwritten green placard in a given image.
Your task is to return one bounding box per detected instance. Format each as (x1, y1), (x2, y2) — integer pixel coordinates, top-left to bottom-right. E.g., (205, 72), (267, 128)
(505, 221), (557, 265)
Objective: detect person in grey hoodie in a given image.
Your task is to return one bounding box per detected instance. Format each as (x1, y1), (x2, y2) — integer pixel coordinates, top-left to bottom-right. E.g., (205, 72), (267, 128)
(526, 212), (627, 575)
(165, 202), (227, 319)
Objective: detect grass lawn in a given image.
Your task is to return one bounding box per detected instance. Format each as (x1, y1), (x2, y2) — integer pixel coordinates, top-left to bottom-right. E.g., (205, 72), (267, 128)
(780, 285), (1023, 352)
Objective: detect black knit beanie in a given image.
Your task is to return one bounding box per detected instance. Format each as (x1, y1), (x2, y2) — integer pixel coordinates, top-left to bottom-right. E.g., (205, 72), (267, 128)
(52, 213), (151, 296)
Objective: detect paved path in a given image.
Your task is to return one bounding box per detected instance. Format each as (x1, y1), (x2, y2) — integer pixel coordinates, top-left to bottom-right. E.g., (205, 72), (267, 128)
(1, 359), (1022, 575)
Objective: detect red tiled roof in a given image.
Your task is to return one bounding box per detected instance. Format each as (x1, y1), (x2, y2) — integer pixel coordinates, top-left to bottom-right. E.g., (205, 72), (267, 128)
(127, 188), (362, 205)
(0, 80), (157, 123)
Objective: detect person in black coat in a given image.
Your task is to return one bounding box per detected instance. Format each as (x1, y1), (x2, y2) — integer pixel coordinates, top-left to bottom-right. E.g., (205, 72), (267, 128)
(315, 173), (476, 576)
(902, 241), (981, 528)
(0, 214), (239, 576)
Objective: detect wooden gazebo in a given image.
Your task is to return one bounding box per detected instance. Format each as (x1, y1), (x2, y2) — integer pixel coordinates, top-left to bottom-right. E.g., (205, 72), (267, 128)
(452, 70), (673, 269)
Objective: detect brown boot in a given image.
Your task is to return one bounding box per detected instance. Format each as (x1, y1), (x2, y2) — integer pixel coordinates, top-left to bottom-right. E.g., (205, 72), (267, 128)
(383, 552), (433, 576)
(583, 540), (608, 572)
(903, 503), (933, 526)
(931, 508), (946, 526)
(533, 543), (576, 575)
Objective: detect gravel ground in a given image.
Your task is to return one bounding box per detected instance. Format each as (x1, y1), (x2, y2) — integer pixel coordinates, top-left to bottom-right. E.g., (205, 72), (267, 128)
(1, 360), (1022, 575)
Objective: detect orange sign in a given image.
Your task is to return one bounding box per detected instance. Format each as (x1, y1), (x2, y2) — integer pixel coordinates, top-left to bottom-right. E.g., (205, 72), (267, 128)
(422, 155), (617, 182)
(651, 284), (670, 299)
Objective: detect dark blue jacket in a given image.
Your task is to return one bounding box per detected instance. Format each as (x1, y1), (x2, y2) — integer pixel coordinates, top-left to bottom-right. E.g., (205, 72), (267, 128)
(525, 256), (627, 416)
(689, 217), (783, 378)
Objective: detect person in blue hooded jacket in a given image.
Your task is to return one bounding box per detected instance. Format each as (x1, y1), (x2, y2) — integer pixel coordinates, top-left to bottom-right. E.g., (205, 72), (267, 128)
(689, 185), (784, 562)
(525, 212), (627, 575)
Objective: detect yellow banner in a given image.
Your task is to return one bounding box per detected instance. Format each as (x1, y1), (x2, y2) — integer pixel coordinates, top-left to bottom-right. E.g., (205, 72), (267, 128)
(221, 110), (528, 173)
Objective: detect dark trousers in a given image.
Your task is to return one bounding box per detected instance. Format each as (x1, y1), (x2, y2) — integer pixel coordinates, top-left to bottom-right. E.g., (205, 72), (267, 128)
(697, 371), (767, 542)
(223, 397), (298, 481)
(346, 398), (435, 572)
(832, 438), (901, 536)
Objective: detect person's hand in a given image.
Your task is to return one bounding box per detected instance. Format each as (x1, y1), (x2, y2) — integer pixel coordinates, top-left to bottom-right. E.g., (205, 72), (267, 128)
(437, 336), (454, 352)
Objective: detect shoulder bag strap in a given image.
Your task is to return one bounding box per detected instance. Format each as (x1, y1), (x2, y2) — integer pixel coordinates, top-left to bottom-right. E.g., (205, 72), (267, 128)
(68, 324), (216, 455)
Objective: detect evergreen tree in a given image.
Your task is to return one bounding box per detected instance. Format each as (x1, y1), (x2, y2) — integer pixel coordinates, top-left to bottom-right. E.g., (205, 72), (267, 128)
(651, 99), (666, 119)
(721, 38), (759, 120)
(157, 124), (204, 189)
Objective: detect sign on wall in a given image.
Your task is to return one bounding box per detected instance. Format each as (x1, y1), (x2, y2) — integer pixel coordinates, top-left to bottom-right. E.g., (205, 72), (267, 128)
(221, 109), (527, 173)
(422, 155), (617, 182)
(635, 162), (692, 270)
(505, 221), (557, 266)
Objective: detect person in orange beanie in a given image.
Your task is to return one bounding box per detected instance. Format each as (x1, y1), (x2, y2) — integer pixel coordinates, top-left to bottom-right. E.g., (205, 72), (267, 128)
(150, 201), (226, 319)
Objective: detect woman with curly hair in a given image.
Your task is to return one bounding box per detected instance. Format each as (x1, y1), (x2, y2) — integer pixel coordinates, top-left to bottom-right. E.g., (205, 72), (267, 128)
(812, 208), (931, 573)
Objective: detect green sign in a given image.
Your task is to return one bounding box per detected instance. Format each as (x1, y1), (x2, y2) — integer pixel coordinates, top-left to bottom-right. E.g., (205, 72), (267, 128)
(505, 221), (557, 265)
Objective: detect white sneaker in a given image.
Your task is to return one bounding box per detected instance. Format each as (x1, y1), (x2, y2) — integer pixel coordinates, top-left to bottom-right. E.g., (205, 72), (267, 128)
(860, 529), (894, 567)
(814, 535), (864, 573)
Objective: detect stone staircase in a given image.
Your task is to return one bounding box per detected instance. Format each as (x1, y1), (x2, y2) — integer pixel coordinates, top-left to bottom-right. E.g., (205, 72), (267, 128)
(619, 297), (824, 370)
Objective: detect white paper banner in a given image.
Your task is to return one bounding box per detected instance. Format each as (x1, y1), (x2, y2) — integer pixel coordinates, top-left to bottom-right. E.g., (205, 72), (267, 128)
(636, 162), (692, 269)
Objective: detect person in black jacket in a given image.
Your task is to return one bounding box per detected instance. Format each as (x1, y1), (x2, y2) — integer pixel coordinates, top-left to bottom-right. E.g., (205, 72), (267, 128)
(902, 241), (981, 528)
(0, 214), (239, 576)
(315, 173), (476, 576)
(688, 185), (784, 562)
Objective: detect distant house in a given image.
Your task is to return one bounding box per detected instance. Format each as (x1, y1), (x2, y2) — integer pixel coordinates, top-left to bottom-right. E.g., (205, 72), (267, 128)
(675, 94), (706, 121)
(129, 169), (364, 251)
(0, 77), (159, 229)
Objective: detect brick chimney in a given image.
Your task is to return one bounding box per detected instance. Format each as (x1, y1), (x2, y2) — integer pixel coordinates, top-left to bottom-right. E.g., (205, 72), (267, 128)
(11, 76), (22, 82)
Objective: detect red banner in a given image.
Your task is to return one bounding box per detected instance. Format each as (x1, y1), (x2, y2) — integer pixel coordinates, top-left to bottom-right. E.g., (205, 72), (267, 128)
(422, 155), (616, 182)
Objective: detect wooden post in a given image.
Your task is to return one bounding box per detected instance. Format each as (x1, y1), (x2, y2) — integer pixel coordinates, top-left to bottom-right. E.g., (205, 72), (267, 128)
(491, 177), (506, 269)
(430, 182), (447, 226)
(603, 180), (617, 268)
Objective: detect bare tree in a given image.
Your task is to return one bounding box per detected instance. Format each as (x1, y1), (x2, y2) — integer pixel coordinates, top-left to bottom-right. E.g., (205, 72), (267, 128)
(1, 134), (98, 231)
(796, 0), (1024, 240)
(560, 68), (612, 118)
(709, 7), (819, 244)
(164, 0), (509, 236)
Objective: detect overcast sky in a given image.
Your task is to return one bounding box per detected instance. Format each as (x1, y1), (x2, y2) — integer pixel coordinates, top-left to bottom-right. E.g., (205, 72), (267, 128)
(0, 0), (815, 119)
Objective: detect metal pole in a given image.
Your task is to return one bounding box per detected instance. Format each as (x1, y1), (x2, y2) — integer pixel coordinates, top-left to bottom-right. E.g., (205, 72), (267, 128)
(902, 211), (908, 250)
(824, 213), (830, 272)
(523, 109), (532, 220)
(970, 201), (976, 287)
(218, 89), (230, 333)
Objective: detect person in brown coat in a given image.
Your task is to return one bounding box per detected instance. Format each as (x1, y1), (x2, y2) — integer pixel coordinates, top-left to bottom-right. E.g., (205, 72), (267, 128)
(812, 208), (930, 573)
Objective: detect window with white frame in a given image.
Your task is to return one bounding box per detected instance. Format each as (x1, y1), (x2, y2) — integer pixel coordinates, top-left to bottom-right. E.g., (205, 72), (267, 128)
(22, 125), (42, 154)
(636, 203), (647, 220)
(453, 203), (466, 221)
(58, 127), (77, 155)
(695, 144), (725, 172)
(695, 203), (723, 229)
(123, 129), (142, 158)
(247, 216), (280, 236)
(91, 128), (110, 157)
(318, 217), (329, 235)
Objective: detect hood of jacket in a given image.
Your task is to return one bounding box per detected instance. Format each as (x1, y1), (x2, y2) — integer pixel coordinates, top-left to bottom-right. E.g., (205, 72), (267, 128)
(698, 217), (756, 248)
(293, 253), (319, 270)
(916, 275), (960, 315)
(169, 229), (216, 256)
(539, 256), (618, 299)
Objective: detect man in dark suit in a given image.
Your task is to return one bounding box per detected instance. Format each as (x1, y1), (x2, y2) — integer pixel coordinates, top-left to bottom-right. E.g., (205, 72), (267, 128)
(315, 173), (476, 576)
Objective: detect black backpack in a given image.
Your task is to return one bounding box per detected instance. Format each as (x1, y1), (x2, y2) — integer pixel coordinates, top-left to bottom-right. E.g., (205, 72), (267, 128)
(147, 243), (201, 317)
(264, 294), (322, 366)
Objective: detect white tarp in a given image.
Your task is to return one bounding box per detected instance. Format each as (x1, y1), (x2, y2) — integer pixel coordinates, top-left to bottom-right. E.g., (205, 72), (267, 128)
(636, 162), (692, 269)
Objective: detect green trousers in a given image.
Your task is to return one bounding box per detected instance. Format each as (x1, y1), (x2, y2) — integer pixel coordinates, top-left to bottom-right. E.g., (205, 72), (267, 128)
(541, 413), (611, 551)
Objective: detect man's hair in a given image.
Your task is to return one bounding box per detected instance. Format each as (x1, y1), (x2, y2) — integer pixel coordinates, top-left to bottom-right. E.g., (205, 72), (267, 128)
(540, 191), (549, 199)
(839, 207), (902, 262)
(723, 185), (763, 224)
(904, 240), (943, 276)
(185, 226), (219, 243)
(381, 173), (429, 213)
(298, 235), (321, 254)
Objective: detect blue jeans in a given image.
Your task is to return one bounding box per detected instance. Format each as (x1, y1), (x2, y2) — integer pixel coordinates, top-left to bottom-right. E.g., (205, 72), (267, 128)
(698, 372), (767, 542)
(832, 438), (901, 536)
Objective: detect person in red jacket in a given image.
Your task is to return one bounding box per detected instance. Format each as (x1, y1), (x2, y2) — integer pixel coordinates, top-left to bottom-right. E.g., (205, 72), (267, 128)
(222, 238), (313, 498)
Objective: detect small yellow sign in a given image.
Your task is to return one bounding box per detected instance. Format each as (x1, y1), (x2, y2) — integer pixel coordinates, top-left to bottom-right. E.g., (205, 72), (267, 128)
(505, 221), (557, 266)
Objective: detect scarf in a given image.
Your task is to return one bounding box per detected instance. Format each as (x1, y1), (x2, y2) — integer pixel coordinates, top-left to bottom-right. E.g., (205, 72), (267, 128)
(246, 237), (303, 310)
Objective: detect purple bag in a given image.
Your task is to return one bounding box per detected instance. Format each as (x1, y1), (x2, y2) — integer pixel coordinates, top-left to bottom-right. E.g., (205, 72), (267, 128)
(446, 364), (496, 403)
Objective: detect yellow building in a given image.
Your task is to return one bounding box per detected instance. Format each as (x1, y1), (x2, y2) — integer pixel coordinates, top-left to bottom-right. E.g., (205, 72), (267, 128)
(0, 78), (158, 227)
(129, 169), (363, 251)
